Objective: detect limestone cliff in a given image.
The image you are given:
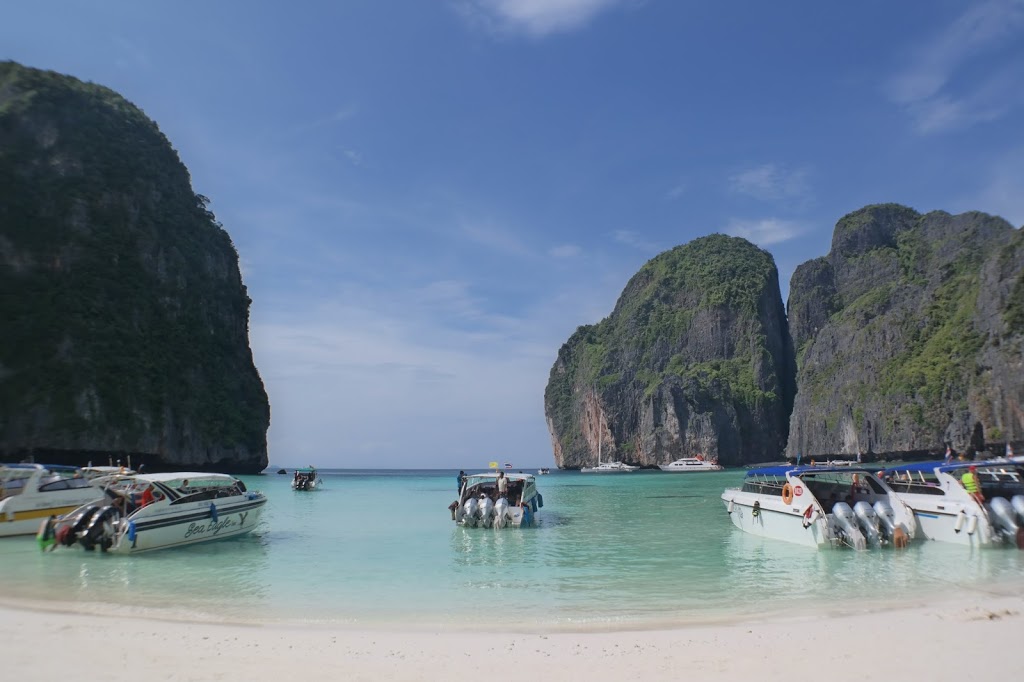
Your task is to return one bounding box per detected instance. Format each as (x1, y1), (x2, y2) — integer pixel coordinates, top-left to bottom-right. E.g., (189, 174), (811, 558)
(786, 204), (1024, 459)
(0, 62), (269, 473)
(544, 234), (795, 468)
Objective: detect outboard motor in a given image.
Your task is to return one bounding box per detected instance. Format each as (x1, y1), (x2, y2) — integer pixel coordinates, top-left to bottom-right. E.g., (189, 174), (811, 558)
(988, 497), (1020, 539)
(1011, 495), (1024, 524)
(853, 501), (881, 546)
(80, 505), (118, 551)
(478, 496), (495, 527)
(493, 497), (509, 529)
(462, 497), (479, 526)
(873, 500), (899, 540)
(68, 506), (100, 542)
(832, 502), (868, 550)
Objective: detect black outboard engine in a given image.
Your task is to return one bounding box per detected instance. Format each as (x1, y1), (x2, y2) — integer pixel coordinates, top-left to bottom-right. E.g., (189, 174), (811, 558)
(80, 505), (119, 552)
(67, 506), (100, 544)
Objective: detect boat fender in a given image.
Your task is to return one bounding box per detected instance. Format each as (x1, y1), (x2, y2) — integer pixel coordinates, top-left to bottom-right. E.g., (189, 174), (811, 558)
(966, 515), (978, 536)
(781, 484), (794, 505)
(127, 521), (137, 543)
(954, 510), (966, 534)
(537, 493), (543, 509)
(727, 499), (734, 515)
(210, 503), (218, 523)
(802, 505), (815, 529)
(522, 505), (532, 527)
(752, 501), (761, 518)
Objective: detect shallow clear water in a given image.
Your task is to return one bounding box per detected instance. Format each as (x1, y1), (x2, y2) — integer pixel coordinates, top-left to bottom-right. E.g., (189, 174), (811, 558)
(2, 469), (1022, 629)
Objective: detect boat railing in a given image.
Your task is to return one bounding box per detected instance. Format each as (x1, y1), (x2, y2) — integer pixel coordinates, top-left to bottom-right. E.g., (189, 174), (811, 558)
(887, 480), (945, 496)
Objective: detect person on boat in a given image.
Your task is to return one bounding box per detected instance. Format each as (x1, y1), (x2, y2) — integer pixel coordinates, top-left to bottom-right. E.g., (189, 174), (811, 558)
(962, 466), (984, 504)
(457, 471), (466, 493)
(140, 484), (155, 507)
(496, 471), (508, 499)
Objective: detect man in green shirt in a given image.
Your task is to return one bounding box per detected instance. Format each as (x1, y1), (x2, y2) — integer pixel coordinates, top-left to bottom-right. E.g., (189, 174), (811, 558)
(961, 466), (984, 504)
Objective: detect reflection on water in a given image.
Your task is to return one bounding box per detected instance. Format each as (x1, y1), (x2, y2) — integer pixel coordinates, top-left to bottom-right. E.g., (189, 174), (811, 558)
(2, 469), (1022, 627)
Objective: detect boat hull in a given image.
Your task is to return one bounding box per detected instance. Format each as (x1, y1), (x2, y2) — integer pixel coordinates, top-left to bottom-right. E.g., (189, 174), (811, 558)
(1, 501), (94, 537)
(111, 496), (267, 553)
(722, 491), (829, 548)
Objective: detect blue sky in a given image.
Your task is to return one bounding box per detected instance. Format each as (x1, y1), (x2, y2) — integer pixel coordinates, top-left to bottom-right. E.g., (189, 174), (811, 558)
(5, 1), (1024, 469)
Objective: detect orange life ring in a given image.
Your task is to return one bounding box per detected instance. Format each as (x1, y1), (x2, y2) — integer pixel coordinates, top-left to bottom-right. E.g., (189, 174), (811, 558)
(782, 483), (794, 505)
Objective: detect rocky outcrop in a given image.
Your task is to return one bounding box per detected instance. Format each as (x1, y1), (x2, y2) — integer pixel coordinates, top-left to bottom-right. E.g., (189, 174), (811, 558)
(544, 234), (795, 468)
(786, 204), (1023, 459)
(0, 62), (269, 473)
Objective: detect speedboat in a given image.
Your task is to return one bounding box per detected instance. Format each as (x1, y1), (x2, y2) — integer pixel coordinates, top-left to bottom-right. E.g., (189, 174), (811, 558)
(581, 461), (639, 473)
(0, 464), (102, 537)
(291, 467), (321, 491)
(39, 472), (266, 553)
(884, 460), (1024, 548)
(659, 456), (723, 472)
(449, 472), (543, 528)
(81, 465), (137, 480)
(537, 468), (550, 475)
(721, 465), (917, 549)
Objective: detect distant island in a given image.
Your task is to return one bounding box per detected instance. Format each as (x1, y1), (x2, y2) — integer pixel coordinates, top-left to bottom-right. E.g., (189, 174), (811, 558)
(546, 205), (1024, 468)
(0, 61), (269, 473)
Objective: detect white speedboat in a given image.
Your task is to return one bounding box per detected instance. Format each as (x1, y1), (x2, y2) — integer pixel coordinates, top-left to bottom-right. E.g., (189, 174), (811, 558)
(721, 465), (917, 549)
(450, 472), (543, 528)
(581, 412), (638, 472)
(659, 456), (723, 472)
(40, 472), (266, 553)
(0, 464), (102, 537)
(537, 468), (550, 475)
(291, 467), (321, 491)
(884, 460), (1024, 548)
(581, 461), (639, 473)
(81, 465), (137, 480)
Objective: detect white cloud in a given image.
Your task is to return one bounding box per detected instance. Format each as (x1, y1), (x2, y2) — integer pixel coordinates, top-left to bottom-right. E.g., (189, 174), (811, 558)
(549, 244), (581, 258)
(456, 0), (628, 38)
(460, 218), (532, 256)
(666, 179), (687, 200)
(613, 229), (659, 252)
(886, 0), (1024, 133)
(957, 149), (1024, 227)
(729, 164), (811, 203)
(342, 149), (363, 166)
(724, 218), (805, 246)
(249, 269), (624, 468)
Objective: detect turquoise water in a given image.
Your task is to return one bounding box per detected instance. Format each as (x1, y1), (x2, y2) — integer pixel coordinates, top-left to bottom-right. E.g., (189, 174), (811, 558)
(1, 469), (1022, 630)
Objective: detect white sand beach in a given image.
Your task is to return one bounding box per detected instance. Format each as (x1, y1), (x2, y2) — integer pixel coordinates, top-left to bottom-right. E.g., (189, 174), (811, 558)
(4, 588), (1022, 682)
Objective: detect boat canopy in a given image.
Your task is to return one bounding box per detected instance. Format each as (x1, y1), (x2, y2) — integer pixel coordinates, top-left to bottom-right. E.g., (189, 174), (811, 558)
(884, 461), (946, 475)
(745, 465), (877, 478)
(1, 463), (80, 474)
(465, 472), (535, 483)
(885, 460), (1020, 476)
(103, 472), (240, 487)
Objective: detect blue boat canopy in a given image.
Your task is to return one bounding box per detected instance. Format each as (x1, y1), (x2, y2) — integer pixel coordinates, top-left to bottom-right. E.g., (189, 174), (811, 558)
(883, 461), (945, 475)
(744, 465), (875, 477)
(885, 460), (1018, 475)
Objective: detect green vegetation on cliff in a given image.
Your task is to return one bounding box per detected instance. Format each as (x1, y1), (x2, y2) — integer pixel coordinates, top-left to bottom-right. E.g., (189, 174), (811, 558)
(787, 204), (1022, 458)
(0, 62), (269, 470)
(545, 234), (793, 465)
